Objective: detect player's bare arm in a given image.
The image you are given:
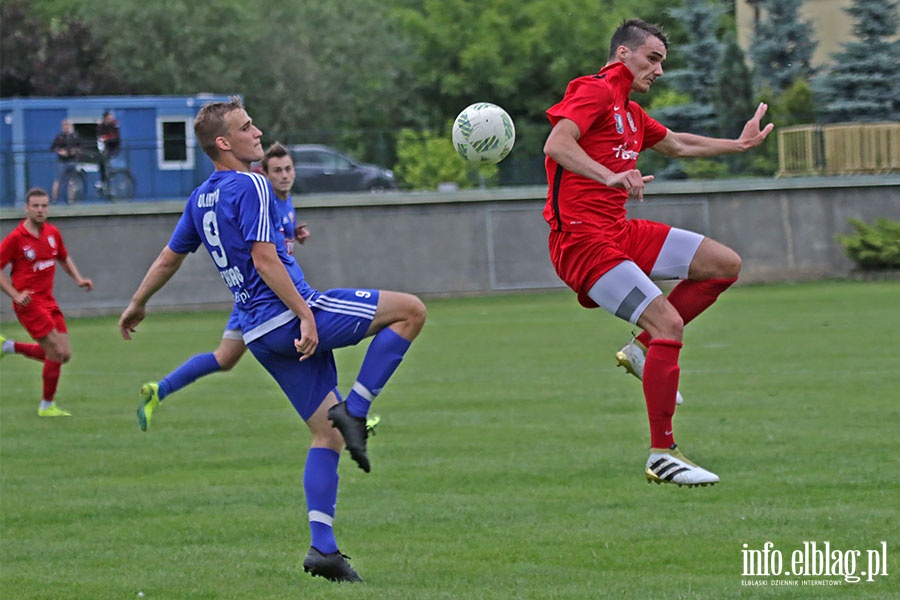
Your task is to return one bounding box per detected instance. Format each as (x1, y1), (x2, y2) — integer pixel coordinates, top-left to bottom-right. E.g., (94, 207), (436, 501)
(250, 241), (318, 360)
(119, 246), (187, 340)
(58, 256), (93, 291)
(545, 118), (654, 201)
(0, 270), (32, 306)
(652, 102), (775, 158)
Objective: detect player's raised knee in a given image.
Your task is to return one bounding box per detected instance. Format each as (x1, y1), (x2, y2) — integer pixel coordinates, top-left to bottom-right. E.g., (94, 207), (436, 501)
(402, 293), (427, 337)
(721, 248), (742, 279)
(692, 238), (742, 280)
(51, 347), (72, 363)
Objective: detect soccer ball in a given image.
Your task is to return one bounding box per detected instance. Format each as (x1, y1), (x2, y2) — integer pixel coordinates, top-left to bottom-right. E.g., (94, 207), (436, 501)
(452, 102), (516, 164)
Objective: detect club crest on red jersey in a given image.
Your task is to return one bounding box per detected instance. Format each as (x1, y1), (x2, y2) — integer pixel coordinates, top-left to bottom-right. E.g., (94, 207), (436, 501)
(614, 114), (625, 134)
(24, 246), (35, 261)
(626, 112), (637, 132)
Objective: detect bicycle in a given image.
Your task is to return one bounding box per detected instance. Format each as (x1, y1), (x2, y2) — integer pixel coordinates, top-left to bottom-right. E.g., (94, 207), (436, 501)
(58, 146), (135, 204)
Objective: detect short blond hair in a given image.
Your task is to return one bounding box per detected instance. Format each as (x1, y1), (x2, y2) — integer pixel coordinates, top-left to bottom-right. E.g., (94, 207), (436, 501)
(194, 96), (244, 161)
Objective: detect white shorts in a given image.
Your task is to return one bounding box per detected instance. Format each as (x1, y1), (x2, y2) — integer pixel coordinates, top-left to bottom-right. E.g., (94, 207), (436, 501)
(587, 227), (703, 324)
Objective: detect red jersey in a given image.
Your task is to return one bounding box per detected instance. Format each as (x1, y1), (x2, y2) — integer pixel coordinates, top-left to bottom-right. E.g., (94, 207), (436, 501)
(543, 62), (668, 233)
(0, 221), (69, 299)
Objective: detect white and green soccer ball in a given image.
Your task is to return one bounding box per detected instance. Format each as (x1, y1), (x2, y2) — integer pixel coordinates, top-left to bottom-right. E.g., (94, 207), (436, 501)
(451, 102), (516, 164)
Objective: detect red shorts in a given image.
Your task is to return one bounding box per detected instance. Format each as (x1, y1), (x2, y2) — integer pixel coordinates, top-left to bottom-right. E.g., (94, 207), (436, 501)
(548, 219), (671, 308)
(14, 297), (67, 340)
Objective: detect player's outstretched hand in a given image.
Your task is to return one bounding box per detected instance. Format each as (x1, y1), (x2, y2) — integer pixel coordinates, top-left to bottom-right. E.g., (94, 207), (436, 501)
(78, 278), (94, 292)
(739, 102), (775, 150)
(118, 303), (146, 340)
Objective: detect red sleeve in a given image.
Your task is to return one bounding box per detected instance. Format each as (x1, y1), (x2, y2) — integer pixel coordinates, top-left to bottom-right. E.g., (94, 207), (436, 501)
(637, 106), (668, 149)
(52, 226), (69, 262)
(546, 77), (611, 137)
(0, 231), (17, 270)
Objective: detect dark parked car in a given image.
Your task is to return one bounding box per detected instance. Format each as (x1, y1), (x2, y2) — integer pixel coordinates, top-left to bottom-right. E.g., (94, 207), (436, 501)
(287, 144), (396, 194)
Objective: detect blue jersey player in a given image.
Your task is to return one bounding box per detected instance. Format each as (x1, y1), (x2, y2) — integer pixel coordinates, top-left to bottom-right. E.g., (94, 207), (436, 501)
(118, 97), (425, 583)
(127, 142), (332, 430)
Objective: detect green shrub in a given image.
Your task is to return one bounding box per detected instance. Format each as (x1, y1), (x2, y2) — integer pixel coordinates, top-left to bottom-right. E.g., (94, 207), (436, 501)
(393, 128), (497, 191)
(682, 158), (730, 180)
(838, 217), (900, 270)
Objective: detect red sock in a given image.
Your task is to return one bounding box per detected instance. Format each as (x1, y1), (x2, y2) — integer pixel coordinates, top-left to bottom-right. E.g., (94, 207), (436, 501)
(42, 360), (62, 401)
(643, 339), (682, 449)
(636, 277), (738, 347)
(15, 341), (46, 361)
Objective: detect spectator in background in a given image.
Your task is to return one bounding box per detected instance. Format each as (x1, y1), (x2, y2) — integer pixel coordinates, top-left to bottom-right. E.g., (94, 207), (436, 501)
(50, 119), (81, 204)
(97, 110), (121, 156)
(96, 110), (121, 187)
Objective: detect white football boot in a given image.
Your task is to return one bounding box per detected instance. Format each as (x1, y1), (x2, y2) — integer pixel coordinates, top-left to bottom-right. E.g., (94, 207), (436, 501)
(616, 340), (684, 405)
(645, 446), (719, 487)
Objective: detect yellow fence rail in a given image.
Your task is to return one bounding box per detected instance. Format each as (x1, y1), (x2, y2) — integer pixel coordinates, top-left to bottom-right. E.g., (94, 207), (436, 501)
(778, 121), (900, 177)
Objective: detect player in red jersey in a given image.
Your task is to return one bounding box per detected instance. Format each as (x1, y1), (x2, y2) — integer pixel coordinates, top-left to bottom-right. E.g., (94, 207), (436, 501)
(543, 19), (774, 486)
(0, 187), (94, 416)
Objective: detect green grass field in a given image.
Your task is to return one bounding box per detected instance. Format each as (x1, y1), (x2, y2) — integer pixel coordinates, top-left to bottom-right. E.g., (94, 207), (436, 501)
(1, 280), (898, 599)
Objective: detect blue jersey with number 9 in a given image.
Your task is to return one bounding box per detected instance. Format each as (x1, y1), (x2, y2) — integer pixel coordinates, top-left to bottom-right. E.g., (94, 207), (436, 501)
(168, 170), (318, 341)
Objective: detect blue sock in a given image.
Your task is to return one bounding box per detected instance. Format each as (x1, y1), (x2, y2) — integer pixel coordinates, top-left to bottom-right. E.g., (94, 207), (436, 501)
(304, 447), (340, 554)
(158, 352), (221, 401)
(345, 328), (411, 418)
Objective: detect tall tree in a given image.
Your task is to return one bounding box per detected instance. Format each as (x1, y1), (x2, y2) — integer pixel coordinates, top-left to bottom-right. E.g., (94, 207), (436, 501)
(76, 1), (258, 97)
(715, 32), (756, 173)
(73, 0), (414, 152)
(30, 20), (125, 95)
(0, 0), (124, 97)
(393, 0), (648, 128)
(813, 0), (900, 123)
(749, 0), (817, 94)
(0, 0), (42, 97)
(249, 1), (415, 138)
(650, 1), (726, 137)
(716, 32), (756, 138)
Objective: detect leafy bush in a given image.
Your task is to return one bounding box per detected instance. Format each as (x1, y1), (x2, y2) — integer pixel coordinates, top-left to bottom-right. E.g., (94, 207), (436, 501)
(682, 158), (729, 180)
(838, 217), (900, 270)
(393, 128), (498, 191)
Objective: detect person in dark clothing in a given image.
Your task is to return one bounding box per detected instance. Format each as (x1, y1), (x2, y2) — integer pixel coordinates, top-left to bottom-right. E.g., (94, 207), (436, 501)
(96, 110), (121, 187)
(50, 120), (81, 203)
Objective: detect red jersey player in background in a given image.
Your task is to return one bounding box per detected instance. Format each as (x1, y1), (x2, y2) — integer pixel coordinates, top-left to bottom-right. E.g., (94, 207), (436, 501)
(543, 19), (773, 486)
(0, 187), (94, 417)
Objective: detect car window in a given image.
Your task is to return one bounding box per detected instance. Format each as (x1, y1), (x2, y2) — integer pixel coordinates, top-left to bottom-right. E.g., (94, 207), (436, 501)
(293, 151), (321, 166)
(321, 152), (351, 170)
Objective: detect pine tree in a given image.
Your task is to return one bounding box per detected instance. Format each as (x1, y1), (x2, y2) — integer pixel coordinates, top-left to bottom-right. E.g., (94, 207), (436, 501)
(749, 0), (818, 94)
(813, 0), (900, 123)
(716, 32), (757, 173)
(716, 32), (756, 138)
(651, 1), (726, 136)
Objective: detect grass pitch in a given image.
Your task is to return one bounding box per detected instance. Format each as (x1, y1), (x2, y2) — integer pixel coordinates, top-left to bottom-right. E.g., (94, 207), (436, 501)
(1, 280), (898, 599)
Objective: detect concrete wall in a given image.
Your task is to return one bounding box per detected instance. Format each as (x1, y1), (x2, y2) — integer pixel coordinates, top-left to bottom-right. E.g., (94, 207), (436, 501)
(1, 176), (898, 320)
